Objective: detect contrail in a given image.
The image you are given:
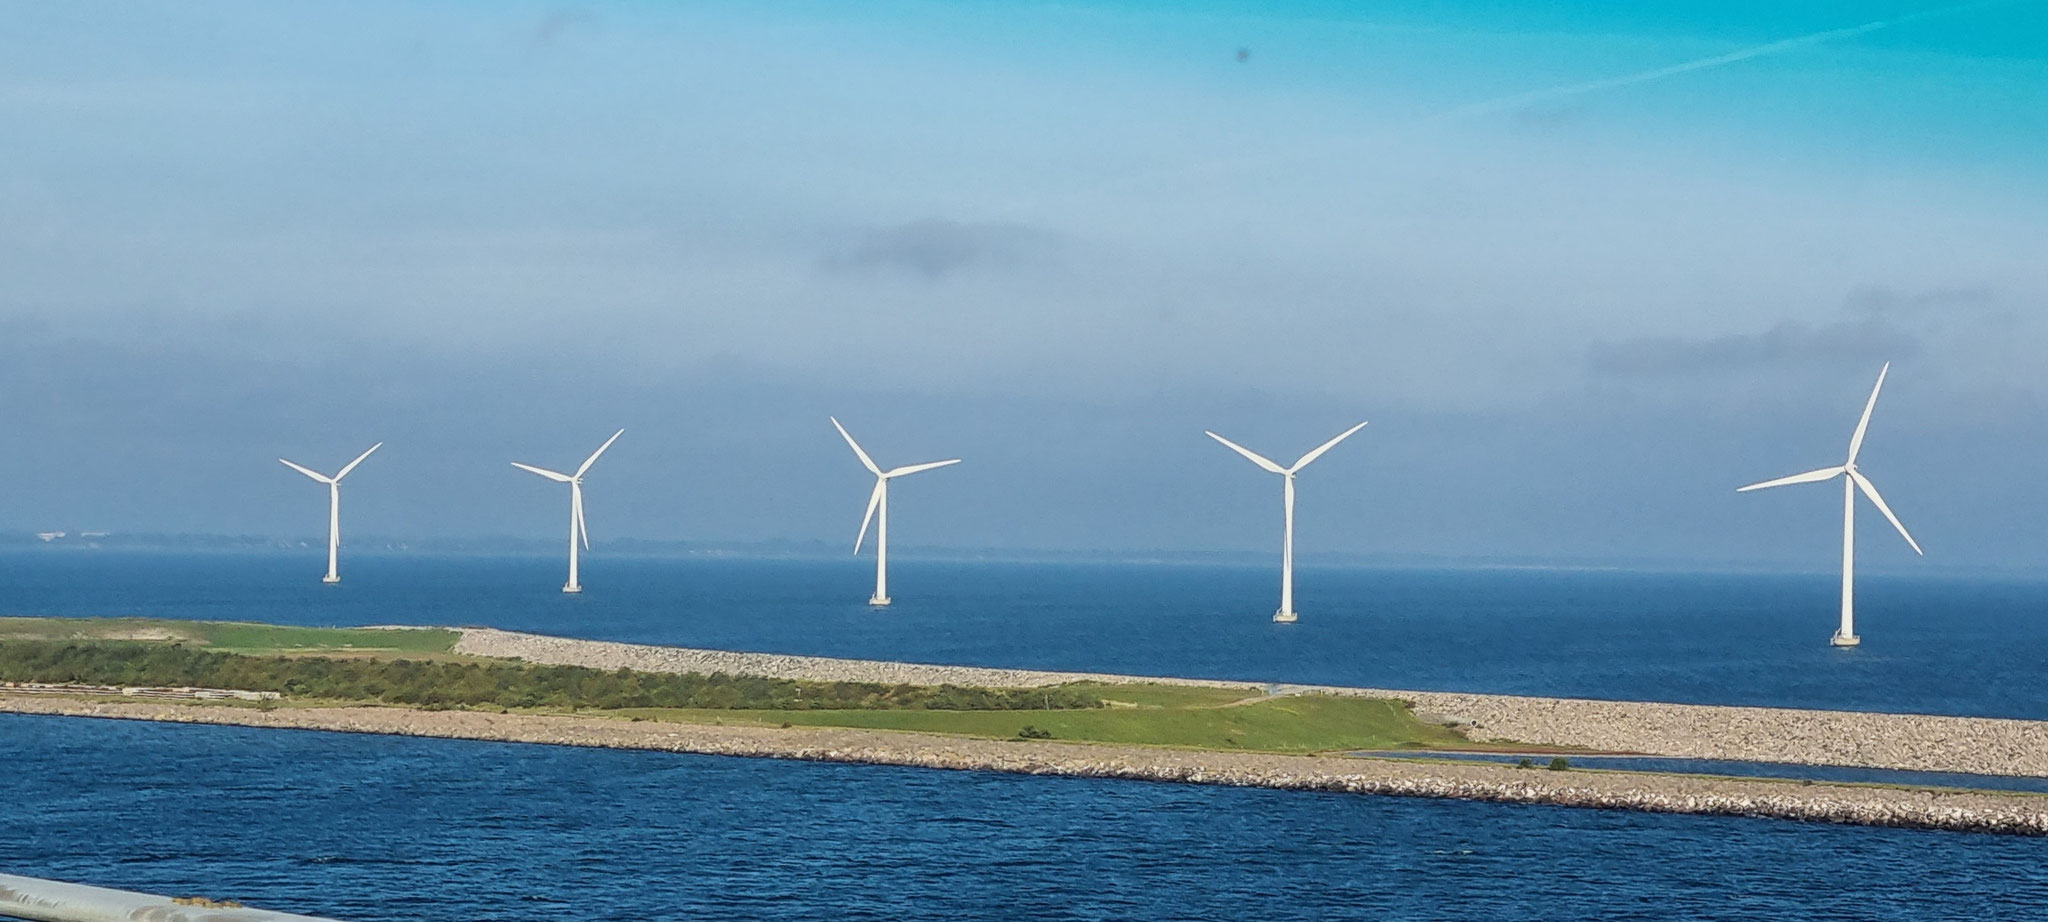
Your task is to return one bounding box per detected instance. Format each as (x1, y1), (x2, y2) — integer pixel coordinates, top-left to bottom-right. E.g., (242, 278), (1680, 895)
(1419, 0), (2010, 126)
(1047, 0), (2015, 204)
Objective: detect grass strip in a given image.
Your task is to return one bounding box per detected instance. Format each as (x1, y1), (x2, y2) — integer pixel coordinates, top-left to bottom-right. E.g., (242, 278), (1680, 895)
(610, 694), (1473, 753)
(0, 617), (458, 657)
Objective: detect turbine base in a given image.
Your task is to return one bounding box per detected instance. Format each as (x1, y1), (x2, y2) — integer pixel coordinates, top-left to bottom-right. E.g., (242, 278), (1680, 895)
(1830, 632), (1860, 647)
(1272, 610), (1298, 623)
(869, 595), (892, 607)
(562, 585), (582, 594)
(321, 575), (340, 584)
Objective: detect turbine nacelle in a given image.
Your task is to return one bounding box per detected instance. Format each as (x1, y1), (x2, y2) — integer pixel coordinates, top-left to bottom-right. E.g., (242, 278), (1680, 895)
(832, 417), (960, 555)
(511, 462), (575, 484)
(514, 429), (623, 567)
(278, 442), (383, 486)
(1736, 363), (1920, 556)
(1204, 421), (1368, 478)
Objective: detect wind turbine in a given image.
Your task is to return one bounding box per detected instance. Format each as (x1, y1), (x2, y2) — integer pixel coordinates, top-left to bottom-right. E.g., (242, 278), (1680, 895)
(1739, 363), (1922, 646)
(831, 417), (960, 606)
(1205, 421), (1368, 623)
(278, 443), (382, 584)
(513, 429), (624, 594)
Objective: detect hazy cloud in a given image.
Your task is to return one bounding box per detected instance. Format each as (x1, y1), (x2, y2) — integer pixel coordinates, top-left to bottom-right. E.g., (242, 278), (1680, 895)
(819, 220), (1066, 280)
(1845, 285), (2000, 319)
(530, 8), (596, 50)
(2, 2), (2044, 569)
(1587, 318), (1918, 377)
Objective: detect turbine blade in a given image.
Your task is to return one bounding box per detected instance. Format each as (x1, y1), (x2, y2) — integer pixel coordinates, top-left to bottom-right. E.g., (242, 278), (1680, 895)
(885, 458), (961, 478)
(333, 442), (383, 481)
(575, 487), (591, 550)
(278, 459), (334, 484)
(832, 417), (883, 475)
(577, 429), (625, 478)
(1847, 362), (1890, 464)
(1289, 420), (1369, 472)
(1205, 431), (1286, 474)
(1849, 469), (1923, 556)
(1736, 466), (1844, 492)
(512, 462), (574, 482)
(854, 479), (884, 554)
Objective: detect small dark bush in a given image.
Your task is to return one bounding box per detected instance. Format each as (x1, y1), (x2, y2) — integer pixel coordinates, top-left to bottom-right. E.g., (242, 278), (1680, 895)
(1548, 757), (1571, 771)
(1516, 758), (1534, 769)
(1016, 725), (1053, 740)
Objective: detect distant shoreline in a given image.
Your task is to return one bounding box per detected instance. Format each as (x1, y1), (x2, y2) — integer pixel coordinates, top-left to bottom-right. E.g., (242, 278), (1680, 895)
(6, 695), (2046, 837)
(0, 542), (1999, 580)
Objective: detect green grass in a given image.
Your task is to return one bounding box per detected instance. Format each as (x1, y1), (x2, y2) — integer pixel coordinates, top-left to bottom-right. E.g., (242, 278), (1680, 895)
(189, 622), (457, 656)
(615, 692), (1470, 753)
(0, 616), (456, 657)
(1074, 682), (1263, 709)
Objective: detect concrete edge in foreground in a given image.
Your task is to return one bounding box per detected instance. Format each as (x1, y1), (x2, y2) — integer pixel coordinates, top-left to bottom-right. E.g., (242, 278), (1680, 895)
(0, 871), (336, 922)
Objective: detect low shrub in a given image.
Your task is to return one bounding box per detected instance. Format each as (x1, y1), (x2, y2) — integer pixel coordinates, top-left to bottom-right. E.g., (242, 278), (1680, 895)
(0, 641), (1107, 713)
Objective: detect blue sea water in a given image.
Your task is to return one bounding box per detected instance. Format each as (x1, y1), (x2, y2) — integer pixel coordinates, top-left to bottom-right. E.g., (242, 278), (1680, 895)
(1, 549), (2043, 718)
(6, 550), (2048, 918)
(5, 713), (2047, 921)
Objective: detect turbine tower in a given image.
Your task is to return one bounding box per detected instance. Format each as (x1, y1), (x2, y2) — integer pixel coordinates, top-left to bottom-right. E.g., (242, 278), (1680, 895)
(831, 417), (960, 606)
(1739, 363), (1922, 646)
(514, 429), (624, 594)
(1205, 421), (1368, 623)
(278, 443), (382, 584)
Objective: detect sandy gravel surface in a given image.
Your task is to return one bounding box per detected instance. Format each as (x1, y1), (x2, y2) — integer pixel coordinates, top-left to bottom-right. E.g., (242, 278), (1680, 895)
(5, 695), (2044, 837)
(453, 627), (1253, 690)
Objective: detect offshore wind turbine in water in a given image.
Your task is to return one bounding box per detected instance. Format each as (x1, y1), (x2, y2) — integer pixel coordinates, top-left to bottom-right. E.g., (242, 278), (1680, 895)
(831, 417), (961, 606)
(1740, 363), (1923, 646)
(513, 429), (624, 594)
(1206, 421), (1368, 623)
(277, 443), (382, 584)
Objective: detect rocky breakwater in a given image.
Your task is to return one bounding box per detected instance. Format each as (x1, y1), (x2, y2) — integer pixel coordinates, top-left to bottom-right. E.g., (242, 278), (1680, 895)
(1371, 690), (2048, 778)
(5, 694), (2047, 837)
(452, 627), (1251, 690)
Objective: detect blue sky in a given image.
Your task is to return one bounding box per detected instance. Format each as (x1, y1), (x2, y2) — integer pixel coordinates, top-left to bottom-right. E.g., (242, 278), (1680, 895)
(1, 1), (2044, 569)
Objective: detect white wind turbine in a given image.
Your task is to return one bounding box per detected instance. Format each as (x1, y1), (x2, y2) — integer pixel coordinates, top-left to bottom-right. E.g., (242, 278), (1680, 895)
(831, 417), (960, 606)
(1206, 421), (1368, 623)
(1739, 363), (1922, 647)
(513, 429), (624, 594)
(278, 443), (382, 584)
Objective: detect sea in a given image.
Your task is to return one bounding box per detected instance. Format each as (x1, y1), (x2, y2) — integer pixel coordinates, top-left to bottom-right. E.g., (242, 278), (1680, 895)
(4, 549), (2047, 920)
